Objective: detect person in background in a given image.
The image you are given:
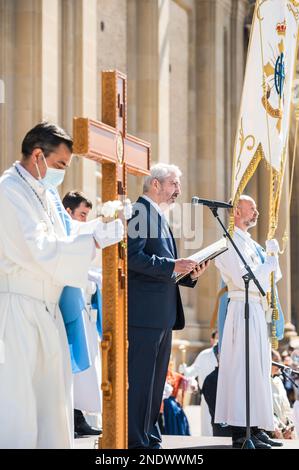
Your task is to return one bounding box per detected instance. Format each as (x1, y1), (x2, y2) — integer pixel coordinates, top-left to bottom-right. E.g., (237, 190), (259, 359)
(281, 350), (295, 404)
(290, 349), (299, 437)
(270, 350), (295, 440)
(62, 191), (102, 437)
(161, 360), (192, 436)
(179, 330), (218, 436)
(201, 344), (231, 437)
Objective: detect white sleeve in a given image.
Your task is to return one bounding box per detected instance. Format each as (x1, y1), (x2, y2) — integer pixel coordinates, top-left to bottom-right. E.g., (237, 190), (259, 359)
(184, 353), (203, 381)
(215, 243), (274, 293)
(0, 183), (95, 288)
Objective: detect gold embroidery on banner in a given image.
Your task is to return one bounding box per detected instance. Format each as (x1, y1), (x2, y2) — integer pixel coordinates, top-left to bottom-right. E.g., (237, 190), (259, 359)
(229, 144), (263, 235)
(288, 1), (299, 22)
(256, 0), (269, 21)
(235, 118), (256, 180)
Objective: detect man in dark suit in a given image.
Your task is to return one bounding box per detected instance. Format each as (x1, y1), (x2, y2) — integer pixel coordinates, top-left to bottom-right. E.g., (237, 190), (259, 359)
(127, 163), (209, 449)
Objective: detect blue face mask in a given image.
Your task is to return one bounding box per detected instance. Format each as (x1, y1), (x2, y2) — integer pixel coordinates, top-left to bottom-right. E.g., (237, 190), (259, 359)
(42, 166), (65, 188)
(36, 154), (65, 188)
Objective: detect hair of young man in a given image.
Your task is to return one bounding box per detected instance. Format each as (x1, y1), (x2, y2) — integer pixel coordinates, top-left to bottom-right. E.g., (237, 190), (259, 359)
(211, 329), (218, 340)
(62, 191), (93, 213)
(21, 121), (73, 159)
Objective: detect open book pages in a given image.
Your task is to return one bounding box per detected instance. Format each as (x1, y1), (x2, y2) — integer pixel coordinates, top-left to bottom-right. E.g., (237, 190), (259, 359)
(175, 237), (228, 283)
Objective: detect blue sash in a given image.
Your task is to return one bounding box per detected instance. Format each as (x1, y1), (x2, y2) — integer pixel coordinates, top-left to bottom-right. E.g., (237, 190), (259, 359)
(91, 285), (103, 340)
(217, 280), (228, 351)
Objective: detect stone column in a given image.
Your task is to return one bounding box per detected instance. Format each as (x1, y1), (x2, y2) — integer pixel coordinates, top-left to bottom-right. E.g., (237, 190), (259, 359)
(291, 166), (299, 329)
(134, 0), (171, 164)
(0, 0), (62, 170)
(276, 165), (292, 324)
(41, 0), (61, 123)
(14, 0), (43, 162)
(135, 0), (159, 161)
(127, 0), (170, 200)
(60, 0), (98, 207)
(158, 0), (170, 163)
(194, 0), (234, 345)
(230, 0), (248, 142)
(0, 0), (15, 172)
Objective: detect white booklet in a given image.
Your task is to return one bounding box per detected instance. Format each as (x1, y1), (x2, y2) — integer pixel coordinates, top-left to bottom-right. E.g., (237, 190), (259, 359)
(175, 237), (228, 282)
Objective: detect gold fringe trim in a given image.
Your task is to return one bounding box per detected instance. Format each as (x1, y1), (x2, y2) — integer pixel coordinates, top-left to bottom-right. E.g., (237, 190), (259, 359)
(229, 144), (264, 235)
(232, 144), (264, 207)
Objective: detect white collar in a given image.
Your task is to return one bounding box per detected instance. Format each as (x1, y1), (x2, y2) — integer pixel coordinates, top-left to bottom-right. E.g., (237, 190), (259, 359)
(234, 226), (253, 242)
(141, 194), (164, 216)
(14, 161), (46, 197)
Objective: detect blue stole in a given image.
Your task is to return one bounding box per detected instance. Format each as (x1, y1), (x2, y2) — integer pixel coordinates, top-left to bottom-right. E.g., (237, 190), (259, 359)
(217, 240), (285, 350)
(48, 188), (91, 373)
(217, 280), (228, 352)
(91, 286), (103, 340)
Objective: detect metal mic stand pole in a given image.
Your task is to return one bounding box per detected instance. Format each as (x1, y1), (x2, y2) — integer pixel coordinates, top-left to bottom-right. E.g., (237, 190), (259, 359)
(208, 205), (266, 449)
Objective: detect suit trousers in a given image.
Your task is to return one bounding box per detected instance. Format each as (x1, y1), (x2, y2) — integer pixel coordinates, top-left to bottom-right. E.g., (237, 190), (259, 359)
(128, 326), (172, 449)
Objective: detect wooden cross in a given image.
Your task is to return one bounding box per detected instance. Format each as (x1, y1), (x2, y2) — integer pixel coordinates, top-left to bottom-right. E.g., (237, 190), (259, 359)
(73, 70), (150, 449)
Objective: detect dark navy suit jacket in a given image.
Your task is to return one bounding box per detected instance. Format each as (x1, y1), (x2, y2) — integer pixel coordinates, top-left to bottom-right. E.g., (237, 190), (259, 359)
(128, 196), (196, 330)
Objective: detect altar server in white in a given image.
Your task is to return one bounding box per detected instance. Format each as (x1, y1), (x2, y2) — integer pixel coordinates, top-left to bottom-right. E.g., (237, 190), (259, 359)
(0, 122), (124, 449)
(214, 195), (282, 449)
(180, 331), (218, 436)
(62, 191), (103, 436)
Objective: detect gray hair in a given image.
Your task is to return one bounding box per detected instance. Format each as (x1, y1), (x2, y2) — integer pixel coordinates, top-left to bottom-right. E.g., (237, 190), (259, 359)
(143, 163), (182, 193)
(236, 194), (255, 208)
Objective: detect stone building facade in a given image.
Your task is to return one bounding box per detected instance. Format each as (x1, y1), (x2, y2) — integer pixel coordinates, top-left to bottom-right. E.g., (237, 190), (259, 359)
(0, 0), (297, 365)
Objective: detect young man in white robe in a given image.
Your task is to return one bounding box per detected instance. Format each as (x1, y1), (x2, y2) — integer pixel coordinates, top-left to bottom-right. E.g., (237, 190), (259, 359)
(179, 330), (218, 436)
(214, 195), (282, 449)
(0, 122), (124, 449)
(62, 190), (103, 437)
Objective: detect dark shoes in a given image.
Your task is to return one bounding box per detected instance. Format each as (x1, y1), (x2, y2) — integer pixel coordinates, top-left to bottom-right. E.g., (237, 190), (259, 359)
(254, 430), (283, 447)
(74, 409), (102, 438)
(232, 435), (272, 449)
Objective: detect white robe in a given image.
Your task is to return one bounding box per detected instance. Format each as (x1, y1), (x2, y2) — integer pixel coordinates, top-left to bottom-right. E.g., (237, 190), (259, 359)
(73, 269), (102, 417)
(184, 347), (217, 436)
(271, 375), (294, 431)
(214, 227), (278, 431)
(0, 163), (96, 449)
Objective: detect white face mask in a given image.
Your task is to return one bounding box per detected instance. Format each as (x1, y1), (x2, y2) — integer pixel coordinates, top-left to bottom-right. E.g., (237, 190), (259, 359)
(35, 154), (65, 188)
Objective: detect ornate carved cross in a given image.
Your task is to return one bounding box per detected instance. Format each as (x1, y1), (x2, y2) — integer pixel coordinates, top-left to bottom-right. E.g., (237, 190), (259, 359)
(73, 70), (151, 448)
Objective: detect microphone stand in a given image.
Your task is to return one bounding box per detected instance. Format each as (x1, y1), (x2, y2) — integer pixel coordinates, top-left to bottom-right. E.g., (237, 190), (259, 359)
(208, 205), (266, 449)
(273, 362), (299, 388)
(281, 369), (299, 389)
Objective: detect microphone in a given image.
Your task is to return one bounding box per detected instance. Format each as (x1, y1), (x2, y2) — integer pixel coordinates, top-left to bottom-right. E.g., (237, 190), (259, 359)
(191, 196), (233, 209)
(272, 361), (299, 375)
